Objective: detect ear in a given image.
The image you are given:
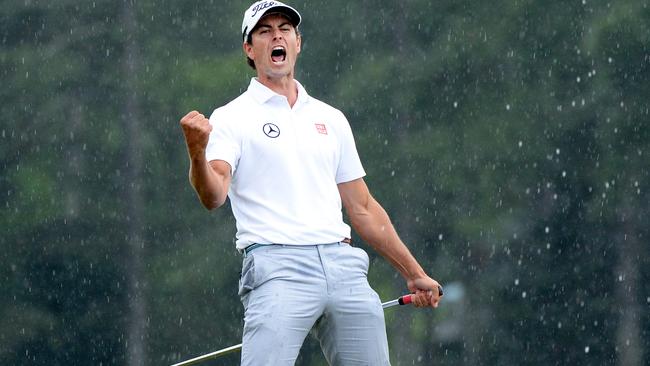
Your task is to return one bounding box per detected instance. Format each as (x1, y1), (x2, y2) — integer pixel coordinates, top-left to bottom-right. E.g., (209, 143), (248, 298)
(243, 41), (255, 61)
(296, 34), (301, 54)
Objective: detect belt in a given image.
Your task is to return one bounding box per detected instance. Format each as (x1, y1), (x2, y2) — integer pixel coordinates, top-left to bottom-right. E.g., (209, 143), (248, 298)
(243, 238), (352, 255)
(243, 243), (268, 255)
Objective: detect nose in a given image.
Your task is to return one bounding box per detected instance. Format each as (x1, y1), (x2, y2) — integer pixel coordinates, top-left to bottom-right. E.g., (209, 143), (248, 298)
(272, 28), (283, 40)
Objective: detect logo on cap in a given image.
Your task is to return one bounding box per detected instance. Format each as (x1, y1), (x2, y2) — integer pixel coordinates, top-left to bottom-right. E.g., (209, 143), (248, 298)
(251, 1), (276, 17)
(243, 1), (301, 41)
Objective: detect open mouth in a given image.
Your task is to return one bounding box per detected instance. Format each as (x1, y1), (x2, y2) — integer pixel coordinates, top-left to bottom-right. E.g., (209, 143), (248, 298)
(271, 47), (286, 63)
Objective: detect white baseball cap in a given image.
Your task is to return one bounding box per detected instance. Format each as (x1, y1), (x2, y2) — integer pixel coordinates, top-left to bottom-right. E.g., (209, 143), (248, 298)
(242, 1), (301, 41)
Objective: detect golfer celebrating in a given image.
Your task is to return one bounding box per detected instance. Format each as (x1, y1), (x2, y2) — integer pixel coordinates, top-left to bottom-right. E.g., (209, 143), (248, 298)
(180, 1), (443, 365)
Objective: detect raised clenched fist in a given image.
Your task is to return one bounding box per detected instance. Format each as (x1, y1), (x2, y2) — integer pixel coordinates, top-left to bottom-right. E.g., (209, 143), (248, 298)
(180, 110), (213, 157)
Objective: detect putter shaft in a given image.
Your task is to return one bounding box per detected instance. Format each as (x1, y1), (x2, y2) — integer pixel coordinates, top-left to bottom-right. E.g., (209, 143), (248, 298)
(170, 343), (242, 366)
(171, 294), (414, 366)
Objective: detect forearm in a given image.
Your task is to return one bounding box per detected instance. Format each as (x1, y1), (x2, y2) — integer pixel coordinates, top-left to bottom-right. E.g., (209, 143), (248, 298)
(349, 196), (427, 281)
(188, 153), (229, 210)
(340, 179), (442, 307)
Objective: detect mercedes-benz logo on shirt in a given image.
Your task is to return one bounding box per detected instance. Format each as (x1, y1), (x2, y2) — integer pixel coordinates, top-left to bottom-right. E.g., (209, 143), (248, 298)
(263, 123), (280, 138)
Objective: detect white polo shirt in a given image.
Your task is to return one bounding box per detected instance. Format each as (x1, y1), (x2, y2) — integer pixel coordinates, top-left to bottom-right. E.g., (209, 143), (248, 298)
(206, 78), (366, 250)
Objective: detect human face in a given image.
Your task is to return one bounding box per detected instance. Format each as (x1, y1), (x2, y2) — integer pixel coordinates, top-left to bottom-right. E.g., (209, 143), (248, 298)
(243, 13), (301, 80)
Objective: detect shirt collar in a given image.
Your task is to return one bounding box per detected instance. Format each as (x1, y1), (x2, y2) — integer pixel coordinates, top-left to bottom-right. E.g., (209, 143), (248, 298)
(247, 78), (310, 107)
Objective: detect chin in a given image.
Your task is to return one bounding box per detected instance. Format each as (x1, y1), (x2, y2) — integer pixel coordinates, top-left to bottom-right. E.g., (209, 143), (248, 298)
(265, 65), (292, 78)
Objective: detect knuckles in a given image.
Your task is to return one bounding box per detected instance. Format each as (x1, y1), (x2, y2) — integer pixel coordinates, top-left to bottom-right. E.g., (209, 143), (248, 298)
(180, 113), (211, 133)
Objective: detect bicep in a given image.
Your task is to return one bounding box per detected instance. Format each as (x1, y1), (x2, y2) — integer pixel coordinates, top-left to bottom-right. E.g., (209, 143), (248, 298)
(209, 159), (233, 187)
(338, 178), (371, 216)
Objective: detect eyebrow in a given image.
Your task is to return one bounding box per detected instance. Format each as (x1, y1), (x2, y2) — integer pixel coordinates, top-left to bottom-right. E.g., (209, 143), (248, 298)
(256, 21), (292, 30)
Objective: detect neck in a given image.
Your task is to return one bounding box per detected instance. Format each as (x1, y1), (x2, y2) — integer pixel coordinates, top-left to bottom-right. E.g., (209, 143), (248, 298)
(257, 74), (298, 107)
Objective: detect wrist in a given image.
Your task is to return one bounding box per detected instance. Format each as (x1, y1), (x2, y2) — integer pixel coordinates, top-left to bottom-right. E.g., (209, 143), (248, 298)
(188, 147), (207, 161)
(402, 264), (427, 282)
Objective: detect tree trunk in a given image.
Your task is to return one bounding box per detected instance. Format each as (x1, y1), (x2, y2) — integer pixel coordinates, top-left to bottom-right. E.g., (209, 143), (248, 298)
(121, 1), (147, 365)
(387, 3), (424, 363)
(615, 204), (642, 366)
(64, 102), (84, 219)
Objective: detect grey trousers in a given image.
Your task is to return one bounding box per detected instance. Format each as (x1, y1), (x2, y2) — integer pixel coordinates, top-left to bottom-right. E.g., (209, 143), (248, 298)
(238, 242), (391, 366)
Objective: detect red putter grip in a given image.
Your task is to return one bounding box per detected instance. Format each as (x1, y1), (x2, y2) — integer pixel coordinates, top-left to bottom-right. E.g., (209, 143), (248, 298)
(398, 294), (412, 305)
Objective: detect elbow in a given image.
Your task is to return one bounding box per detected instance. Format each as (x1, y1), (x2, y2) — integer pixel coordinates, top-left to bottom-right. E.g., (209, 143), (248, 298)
(347, 196), (372, 219)
(196, 190), (226, 210)
(201, 197), (224, 211)
(203, 202), (218, 211)
(193, 184), (227, 211)
(347, 203), (371, 228)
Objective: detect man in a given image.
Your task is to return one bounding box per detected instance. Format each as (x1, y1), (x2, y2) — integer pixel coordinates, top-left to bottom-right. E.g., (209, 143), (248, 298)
(179, 1), (443, 365)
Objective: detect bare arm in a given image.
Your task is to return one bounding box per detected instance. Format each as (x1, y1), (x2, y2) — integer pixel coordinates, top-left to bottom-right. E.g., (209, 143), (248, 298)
(180, 111), (231, 210)
(338, 178), (443, 308)
(189, 157), (231, 210)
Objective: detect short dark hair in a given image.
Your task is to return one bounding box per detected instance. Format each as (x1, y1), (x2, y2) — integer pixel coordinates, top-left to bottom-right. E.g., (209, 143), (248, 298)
(246, 33), (255, 69)
(244, 24), (301, 70)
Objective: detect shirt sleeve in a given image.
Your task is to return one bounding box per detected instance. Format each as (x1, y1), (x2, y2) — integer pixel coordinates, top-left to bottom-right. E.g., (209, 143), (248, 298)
(335, 111), (366, 184)
(205, 107), (240, 173)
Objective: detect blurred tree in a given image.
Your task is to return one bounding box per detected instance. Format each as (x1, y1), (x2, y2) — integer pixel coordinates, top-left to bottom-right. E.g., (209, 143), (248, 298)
(119, 0), (147, 365)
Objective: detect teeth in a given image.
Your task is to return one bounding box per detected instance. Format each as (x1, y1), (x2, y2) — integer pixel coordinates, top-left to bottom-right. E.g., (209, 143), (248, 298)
(271, 46), (286, 62)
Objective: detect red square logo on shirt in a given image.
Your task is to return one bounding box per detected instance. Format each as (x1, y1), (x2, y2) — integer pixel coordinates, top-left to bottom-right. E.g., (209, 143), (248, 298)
(315, 123), (328, 135)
